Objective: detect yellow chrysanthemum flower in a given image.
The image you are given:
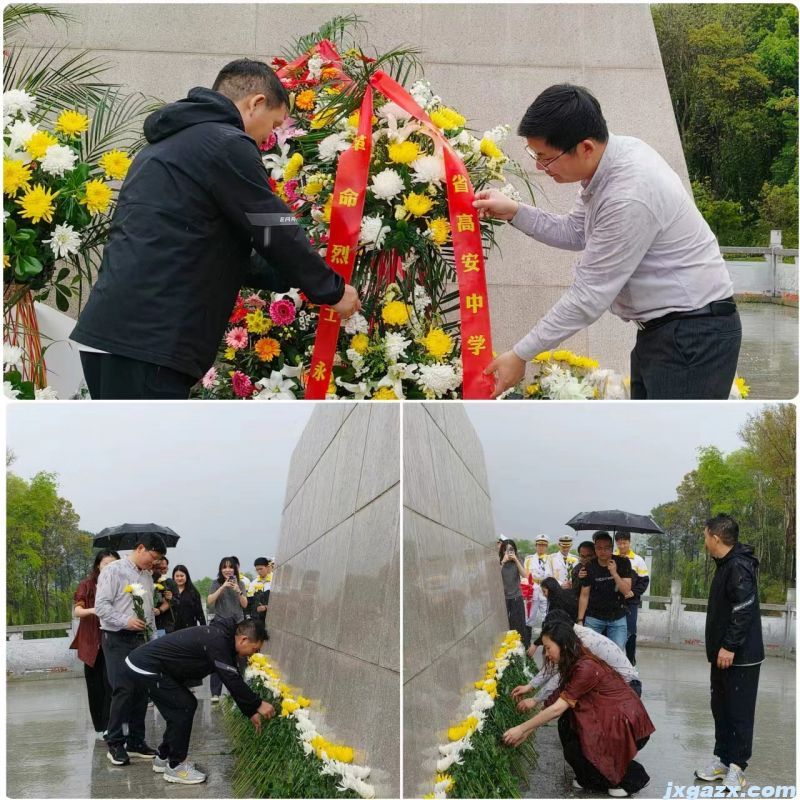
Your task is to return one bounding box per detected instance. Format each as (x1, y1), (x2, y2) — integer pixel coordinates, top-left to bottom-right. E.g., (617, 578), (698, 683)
(427, 217), (451, 246)
(310, 107), (338, 130)
(16, 184), (58, 224)
(280, 698), (299, 716)
(303, 176), (325, 197)
(3, 254), (9, 269)
(283, 152), (304, 181)
(403, 192), (434, 217)
(372, 386), (398, 400)
(3, 158), (32, 196)
(429, 107), (466, 131)
(99, 149), (132, 181)
(295, 89), (316, 111)
(297, 695), (311, 708)
(552, 349), (576, 364)
(80, 179), (112, 215)
(55, 110), (90, 136)
(254, 337), (281, 362)
(436, 774), (454, 791)
(330, 745), (354, 763)
(421, 328), (453, 359)
(25, 130), (58, 160)
(734, 376), (750, 398)
(480, 137), (505, 160)
(387, 140), (420, 165)
(525, 383), (541, 397)
(350, 333), (370, 354)
(447, 724), (468, 742)
(224, 346), (237, 361)
(123, 584), (133, 593)
(533, 351), (552, 363)
(382, 300), (410, 327)
(246, 309), (272, 334)
(273, 181), (288, 202)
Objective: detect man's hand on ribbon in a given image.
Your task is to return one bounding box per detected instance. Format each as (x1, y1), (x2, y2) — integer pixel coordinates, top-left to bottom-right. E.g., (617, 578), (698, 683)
(473, 188), (519, 221)
(332, 284), (362, 320)
(484, 350), (527, 398)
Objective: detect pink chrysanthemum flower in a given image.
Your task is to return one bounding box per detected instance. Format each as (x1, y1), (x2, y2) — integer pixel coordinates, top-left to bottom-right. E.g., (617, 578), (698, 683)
(225, 326), (249, 349)
(231, 371), (254, 399)
(201, 367), (217, 389)
(243, 294), (267, 309)
(269, 298), (297, 326)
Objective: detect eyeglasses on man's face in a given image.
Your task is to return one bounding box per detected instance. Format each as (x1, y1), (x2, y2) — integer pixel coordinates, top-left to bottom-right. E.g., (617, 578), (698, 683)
(524, 145), (569, 169)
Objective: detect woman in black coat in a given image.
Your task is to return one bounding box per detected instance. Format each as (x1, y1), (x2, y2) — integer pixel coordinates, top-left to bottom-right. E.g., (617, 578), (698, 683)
(171, 565), (206, 631)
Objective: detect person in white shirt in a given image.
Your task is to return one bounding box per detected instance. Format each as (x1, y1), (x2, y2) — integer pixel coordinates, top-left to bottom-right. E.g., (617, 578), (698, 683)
(545, 534), (578, 588)
(524, 535), (551, 632)
(474, 84), (741, 400)
(614, 532), (650, 666)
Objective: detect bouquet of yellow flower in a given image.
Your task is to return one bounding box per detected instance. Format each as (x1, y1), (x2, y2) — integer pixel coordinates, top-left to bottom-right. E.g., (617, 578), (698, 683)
(3, 89), (131, 309)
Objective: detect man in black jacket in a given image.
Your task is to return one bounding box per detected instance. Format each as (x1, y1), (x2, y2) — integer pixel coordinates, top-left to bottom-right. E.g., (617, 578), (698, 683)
(121, 617), (274, 784)
(71, 58), (360, 398)
(695, 514), (764, 791)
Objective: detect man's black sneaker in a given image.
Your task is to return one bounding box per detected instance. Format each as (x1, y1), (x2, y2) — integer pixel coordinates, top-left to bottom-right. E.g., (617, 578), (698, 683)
(107, 745), (130, 766)
(126, 742), (157, 759)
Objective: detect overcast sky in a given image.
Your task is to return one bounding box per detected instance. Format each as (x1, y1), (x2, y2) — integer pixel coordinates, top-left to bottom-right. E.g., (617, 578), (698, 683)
(7, 403), (314, 580)
(466, 402), (773, 544)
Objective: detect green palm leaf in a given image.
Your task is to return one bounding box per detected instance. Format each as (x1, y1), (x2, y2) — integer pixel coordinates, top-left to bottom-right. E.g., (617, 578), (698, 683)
(2, 4), (74, 38)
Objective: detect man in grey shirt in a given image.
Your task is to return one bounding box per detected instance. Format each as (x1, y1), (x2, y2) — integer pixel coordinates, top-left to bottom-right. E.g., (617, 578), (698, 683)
(475, 84), (740, 400)
(95, 532), (165, 766)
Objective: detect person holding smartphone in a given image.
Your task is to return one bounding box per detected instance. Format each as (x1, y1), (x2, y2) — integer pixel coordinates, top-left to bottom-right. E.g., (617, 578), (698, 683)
(498, 536), (531, 648)
(206, 557), (248, 703)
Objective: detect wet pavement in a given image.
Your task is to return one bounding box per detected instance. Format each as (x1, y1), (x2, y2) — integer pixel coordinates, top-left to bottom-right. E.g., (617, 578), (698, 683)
(737, 303), (798, 399)
(522, 647), (796, 798)
(6, 676), (235, 798)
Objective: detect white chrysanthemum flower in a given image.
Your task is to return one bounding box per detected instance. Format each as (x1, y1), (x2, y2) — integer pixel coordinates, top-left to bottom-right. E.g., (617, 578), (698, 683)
(3, 89), (37, 120)
(540, 364), (594, 400)
(409, 80), (434, 109)
(417, 363), (460, 398)
(7, 119), (39, 152)
(377, 101), (412, 122)
(369, 167), (405, 201)
(343, 312), (369, 335)
(436, 753), (462, 772)
(306, 54), (324, 79)
(472, 690), (495, 713)
(482, 124), (511, 144)
(43, 223), (81, 259)
(412, 284), (431, 311)
(410, 154), (445, 185)
(4, 343), (24, 371)
(4, 380), (21, 399)
(384, 331), (411, 362)
(253, 371), (298, 400)
(34, 386), (59, 400)
(359, 215), (390, 250)
(128, 582), (146, 597)
(40, 144), (78, 177)
(301, 741), (314, 756)
(317, 132), (349, 162)
(345, 348), (366, 376)
(499, 182), (522, 202)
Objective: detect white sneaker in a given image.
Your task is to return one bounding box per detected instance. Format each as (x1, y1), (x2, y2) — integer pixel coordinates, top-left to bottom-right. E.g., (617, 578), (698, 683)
(724, 764), (746, 792)
(210, 695), (220, 705)
(695, 760), (727, 781)
(95, 730), (106, 741)
(572, 779), (584, 789)
(164, 761), (207, 785)
(608, 788), (629, 797)
(152, 754), (168, 773)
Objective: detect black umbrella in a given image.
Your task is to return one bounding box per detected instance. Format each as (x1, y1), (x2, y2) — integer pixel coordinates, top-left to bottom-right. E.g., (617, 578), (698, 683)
(565, 510), (665, 536)
(93, 523), (180, 550)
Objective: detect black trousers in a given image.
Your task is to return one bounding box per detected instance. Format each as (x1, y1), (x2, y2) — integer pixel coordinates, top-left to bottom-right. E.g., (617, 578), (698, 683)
(559, 712), (650, 793)
(80, 352), (197, 400)
(626, 603), (639, 666)
(630, 311), (742, 399)
(506, 597), (531, 649)
(103, 631), (150, 748)
(84, 647), (112, 733)
(710, 664), (760, 770)
(125, 668), (197, 765)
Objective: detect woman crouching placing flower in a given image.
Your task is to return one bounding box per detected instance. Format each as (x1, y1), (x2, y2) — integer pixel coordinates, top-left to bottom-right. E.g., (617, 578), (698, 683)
(502, 621), (654, 797)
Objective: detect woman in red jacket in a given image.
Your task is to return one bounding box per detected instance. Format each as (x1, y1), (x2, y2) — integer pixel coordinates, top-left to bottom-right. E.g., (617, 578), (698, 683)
(70, 549), (120, 739)
(503, 620), (655, 797)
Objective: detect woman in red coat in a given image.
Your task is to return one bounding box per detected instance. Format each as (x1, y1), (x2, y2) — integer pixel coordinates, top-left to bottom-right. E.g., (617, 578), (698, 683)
(70, 549), (120, 739)
(503, 620), (655, 797)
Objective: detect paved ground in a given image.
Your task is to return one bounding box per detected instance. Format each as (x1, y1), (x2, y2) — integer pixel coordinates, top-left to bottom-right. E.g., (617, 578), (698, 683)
(737, 303), (798, 399)
(6, 648), (796, 798)
(522, 647), (796, 798)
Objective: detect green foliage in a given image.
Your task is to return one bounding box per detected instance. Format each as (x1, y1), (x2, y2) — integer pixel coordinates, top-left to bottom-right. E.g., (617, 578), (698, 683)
(222, 680), (359, 799)
(448, 655), (538, 798)
(194, 576), (214, 600)
(652, 4), (798, 246)
(647, 405), (796, 598)
(6, 468), (94, 632)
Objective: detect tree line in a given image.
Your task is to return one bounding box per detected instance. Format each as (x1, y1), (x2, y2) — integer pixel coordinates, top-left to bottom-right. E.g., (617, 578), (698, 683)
(652, 4), (798, 247)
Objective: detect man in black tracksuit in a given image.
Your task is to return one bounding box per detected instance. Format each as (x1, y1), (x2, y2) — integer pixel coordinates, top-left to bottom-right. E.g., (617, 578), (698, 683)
(71, 58), (360, 398)
(696, 514), (764, 790)
(121, 616), (274, 784)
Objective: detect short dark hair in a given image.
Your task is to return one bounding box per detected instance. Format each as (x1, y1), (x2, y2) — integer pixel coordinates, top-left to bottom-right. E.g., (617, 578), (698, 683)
(254, 557), (269, 567)
(137, 533), (167, 555)
(592, 530), (613, 545)
(236, 618), (267, 642)
(706, 514), (739, 546)
(517, 84), (608, 150)
(92, 549), (120, 575)
(212, 59), (289, 108)
(614, 531), (631, 542)
(577, 540), (595, 554)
